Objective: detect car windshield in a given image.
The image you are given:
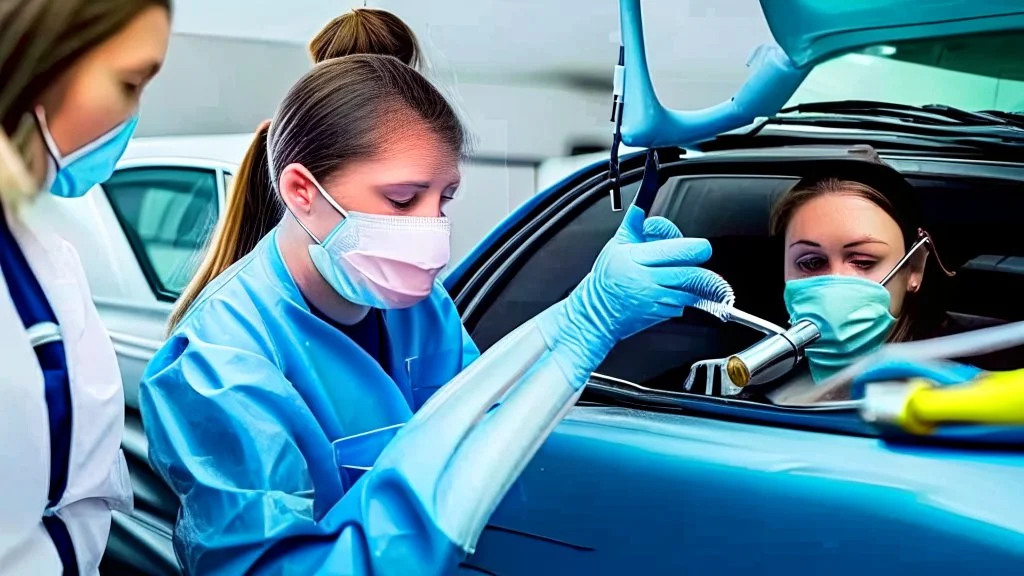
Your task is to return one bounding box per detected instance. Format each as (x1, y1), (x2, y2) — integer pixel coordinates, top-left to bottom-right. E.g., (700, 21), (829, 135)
(786, 30), (1024, 113)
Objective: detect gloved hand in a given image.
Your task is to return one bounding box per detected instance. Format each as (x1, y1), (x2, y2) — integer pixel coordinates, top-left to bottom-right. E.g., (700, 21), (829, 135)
(537, 204), (724, 385)
(850, 357), (983, 400)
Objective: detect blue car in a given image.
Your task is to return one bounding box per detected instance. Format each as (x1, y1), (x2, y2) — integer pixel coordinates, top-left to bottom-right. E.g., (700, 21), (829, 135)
(95, 0), (1024, 573)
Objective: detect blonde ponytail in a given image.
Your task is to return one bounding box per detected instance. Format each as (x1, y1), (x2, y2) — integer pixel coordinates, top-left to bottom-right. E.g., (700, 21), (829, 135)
(168, 123), (280, 331)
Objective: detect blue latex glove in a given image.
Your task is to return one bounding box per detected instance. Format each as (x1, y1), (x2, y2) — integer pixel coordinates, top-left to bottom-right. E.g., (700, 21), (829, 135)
(850, 357), (983, 400)
(538, 204), (723, 384)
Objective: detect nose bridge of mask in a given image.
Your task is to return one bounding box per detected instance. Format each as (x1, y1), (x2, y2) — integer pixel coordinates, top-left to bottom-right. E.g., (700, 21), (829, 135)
(786, 274), (890, 312)
(332, 214), (451, 268)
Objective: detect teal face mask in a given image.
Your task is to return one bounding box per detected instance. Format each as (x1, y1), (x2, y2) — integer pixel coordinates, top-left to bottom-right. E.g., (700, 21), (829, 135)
(784, 275), (896, 383)
(36, 108), (139, 198)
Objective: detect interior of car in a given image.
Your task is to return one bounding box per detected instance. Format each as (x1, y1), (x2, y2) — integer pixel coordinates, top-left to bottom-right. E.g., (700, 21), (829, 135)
(462, 145), (1024, 398)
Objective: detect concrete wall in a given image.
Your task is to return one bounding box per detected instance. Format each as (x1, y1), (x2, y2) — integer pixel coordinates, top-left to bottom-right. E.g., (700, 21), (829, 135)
(138, 34), (618, 160)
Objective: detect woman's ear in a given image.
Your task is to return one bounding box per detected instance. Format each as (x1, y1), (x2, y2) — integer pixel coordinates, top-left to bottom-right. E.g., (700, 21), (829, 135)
(278, 163), (318, 215)
(907, 246), (929, 293)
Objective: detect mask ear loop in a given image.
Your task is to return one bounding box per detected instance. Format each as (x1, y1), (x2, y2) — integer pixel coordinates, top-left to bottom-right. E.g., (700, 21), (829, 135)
(33, 106), (63, 168)
(880, 228), (956, 286)
(288, 171), (349, 245)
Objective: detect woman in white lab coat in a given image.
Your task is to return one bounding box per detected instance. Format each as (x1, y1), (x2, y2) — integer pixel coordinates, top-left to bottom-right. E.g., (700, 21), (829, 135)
(0, 1), (171, 573)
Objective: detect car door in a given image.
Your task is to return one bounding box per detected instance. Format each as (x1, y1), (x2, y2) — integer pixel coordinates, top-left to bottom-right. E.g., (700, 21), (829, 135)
(98, 162), (228, 575)
(97, 162), (228, 406)
(445, 147), (1024, 575)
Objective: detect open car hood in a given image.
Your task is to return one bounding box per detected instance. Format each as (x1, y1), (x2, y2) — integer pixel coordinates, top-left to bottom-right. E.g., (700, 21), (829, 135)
(761, 0), (1024, 69)
(616, 0), (1024, 149)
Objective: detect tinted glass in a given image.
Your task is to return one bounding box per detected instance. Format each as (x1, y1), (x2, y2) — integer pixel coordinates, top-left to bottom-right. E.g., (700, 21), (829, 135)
(467, 179), (768, 390)
(104, 167), (218, 298)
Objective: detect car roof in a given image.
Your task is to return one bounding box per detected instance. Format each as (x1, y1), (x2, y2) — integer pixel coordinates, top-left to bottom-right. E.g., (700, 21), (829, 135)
(120, 133), (255, 167)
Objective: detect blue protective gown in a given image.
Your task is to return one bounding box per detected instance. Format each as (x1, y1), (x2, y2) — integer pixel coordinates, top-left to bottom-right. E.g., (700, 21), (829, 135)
(140, 230), (480, 575)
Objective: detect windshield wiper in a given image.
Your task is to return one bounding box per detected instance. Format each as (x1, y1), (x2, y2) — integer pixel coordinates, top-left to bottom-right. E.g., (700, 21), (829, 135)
(979, 110), (1024, 129)
(779, 99), (1011, 127)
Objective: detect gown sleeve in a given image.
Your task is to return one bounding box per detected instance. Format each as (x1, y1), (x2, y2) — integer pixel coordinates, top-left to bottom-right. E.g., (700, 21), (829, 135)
(140, 333), (460, 576)
(143, 281), (600, 576)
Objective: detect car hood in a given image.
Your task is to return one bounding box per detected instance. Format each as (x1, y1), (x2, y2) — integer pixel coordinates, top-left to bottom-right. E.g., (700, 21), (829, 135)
(760, 0), (1024, 68)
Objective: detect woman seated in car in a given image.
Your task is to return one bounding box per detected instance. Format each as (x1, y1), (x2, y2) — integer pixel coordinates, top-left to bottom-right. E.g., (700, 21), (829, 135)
(769, 166), (955, 386)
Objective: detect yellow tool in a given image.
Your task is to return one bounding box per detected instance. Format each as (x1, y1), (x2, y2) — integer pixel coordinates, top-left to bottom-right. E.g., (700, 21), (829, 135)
(860, 369), (1024, 435)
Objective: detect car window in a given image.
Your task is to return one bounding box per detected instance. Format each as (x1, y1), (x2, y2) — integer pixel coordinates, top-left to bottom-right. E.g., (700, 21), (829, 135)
(104, 167), (219, 300)
(466, 179), (768, 391)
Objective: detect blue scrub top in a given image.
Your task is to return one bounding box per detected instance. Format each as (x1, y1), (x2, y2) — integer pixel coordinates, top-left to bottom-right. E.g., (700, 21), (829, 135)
(141, 231), (480, 574)
(307, 302), (392, 380)
(0, 207), (77, 575)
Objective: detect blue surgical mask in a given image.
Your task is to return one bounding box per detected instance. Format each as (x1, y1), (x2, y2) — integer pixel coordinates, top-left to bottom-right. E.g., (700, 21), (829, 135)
(36, 108), (139, 198)
(784, 275), (896, 383)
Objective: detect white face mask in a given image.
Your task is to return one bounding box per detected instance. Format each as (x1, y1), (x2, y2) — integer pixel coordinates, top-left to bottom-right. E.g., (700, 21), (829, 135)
(297, 174), (451, 309)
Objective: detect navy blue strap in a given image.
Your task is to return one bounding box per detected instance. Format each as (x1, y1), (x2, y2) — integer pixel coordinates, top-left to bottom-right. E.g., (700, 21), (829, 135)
(42, 515), (79, 576)
(39, 339), (73, 509)
(1, 207), (78, 573)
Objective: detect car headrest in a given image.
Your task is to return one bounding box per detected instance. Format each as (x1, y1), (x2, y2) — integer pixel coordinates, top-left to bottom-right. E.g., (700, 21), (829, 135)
(652, 175), (796, 238)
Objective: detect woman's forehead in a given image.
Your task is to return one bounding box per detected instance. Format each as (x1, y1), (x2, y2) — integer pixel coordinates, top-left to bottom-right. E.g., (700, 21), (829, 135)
(91, 6), (170, 68)
(332, 143), (461, 187)
(787, 194), (903, 246)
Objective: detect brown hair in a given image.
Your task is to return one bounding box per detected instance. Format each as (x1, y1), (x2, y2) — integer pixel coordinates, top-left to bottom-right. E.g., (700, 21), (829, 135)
(0, 0), (172, 197)
(168, 55), (465, 330)
(308, 8), (420, 67)
(770, 177), (918, 343)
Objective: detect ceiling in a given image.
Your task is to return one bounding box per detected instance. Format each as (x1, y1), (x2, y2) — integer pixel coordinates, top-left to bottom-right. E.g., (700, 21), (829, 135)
(172, 0), (775, 87)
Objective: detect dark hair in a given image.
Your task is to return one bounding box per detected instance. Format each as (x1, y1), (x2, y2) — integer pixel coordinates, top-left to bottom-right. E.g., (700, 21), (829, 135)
(309, 8), (420, 67)
(169, 54), (464, 329)
(770, 177), (920, 343)
(0, 0), (172, 193)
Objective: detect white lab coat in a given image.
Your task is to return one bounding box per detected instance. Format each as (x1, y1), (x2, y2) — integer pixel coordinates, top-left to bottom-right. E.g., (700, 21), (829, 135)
(0, 206), (132, 575)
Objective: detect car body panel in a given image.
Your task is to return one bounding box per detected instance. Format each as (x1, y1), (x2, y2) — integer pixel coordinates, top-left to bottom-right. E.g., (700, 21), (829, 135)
(760, 0), (1024, 68)
(463, 406), (1024, 575)
(118, 133), (254, 166)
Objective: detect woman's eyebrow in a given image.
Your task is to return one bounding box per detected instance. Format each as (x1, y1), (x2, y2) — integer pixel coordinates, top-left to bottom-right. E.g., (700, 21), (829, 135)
(376, 182), (431, 191)
(843, 238), (889, 248)
(789, 239), (820, 248)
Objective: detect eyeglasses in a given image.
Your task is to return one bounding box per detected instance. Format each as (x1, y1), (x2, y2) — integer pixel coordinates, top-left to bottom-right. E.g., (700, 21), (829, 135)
(880, 228), (956, 286)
